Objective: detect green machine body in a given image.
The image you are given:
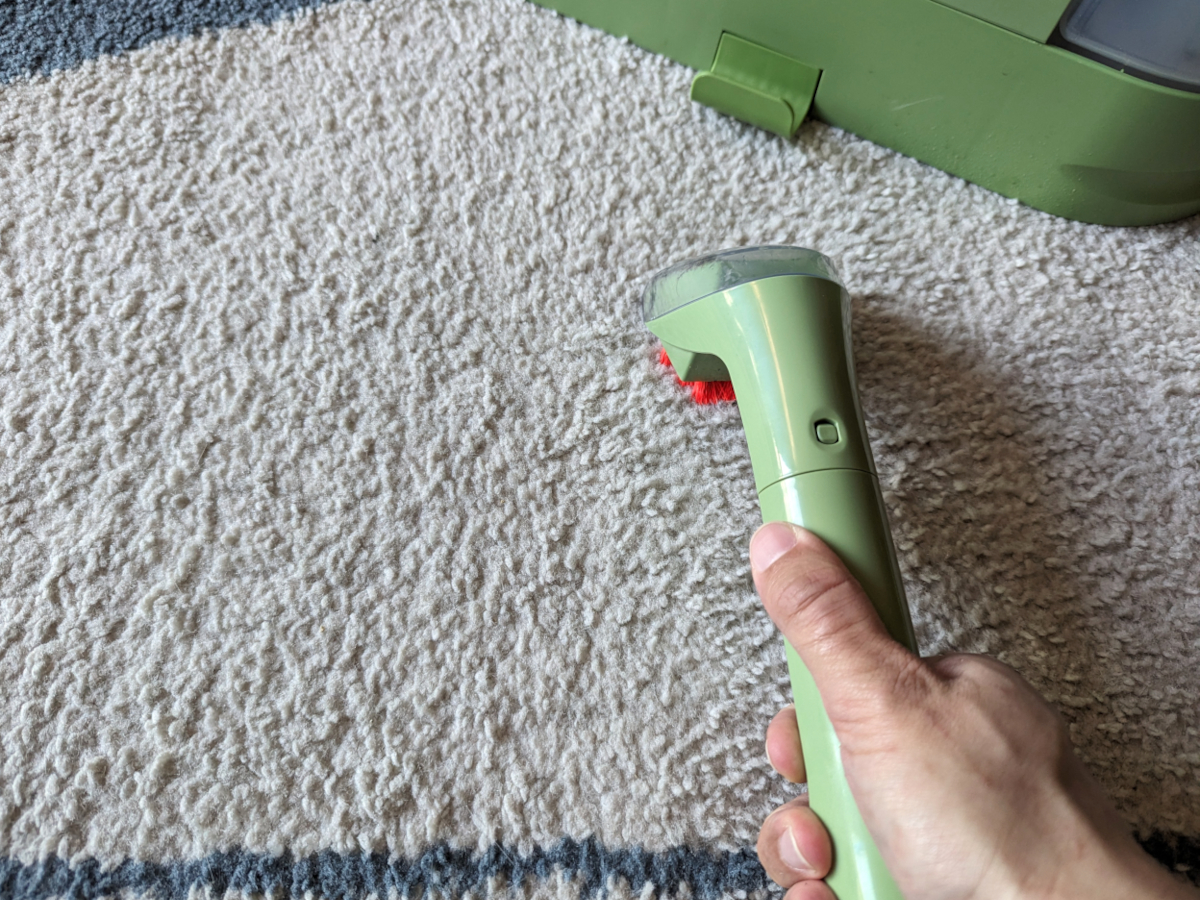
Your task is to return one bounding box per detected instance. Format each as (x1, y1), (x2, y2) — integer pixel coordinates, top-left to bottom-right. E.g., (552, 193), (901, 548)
(531, 0), (1200, 226)
(644, 246), (915, 900)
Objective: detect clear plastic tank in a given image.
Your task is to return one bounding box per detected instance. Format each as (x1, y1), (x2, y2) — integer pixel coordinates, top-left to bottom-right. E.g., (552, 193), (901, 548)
(1060, 0), (1200, 92)
(642, 246), (841, 323)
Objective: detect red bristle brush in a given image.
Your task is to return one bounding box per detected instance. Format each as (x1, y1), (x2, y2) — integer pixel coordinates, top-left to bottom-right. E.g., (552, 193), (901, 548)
(659, 348), (737, 404)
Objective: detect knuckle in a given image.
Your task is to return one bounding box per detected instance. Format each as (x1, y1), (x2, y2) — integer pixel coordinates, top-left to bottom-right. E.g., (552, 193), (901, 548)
(847, 657), (935, 734)
(956, 653), (1014, 683)
(769, 564), (857, 637)
(935, 654), (1032, 706)
(936, 653), (1075, 767)
(888, 654), (934, 701)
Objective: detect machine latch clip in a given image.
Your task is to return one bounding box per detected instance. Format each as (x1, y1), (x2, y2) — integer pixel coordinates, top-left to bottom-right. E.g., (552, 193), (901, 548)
(690, 33), (821, 138)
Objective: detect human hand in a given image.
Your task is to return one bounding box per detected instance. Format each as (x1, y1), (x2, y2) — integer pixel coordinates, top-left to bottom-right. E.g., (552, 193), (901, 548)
(749, 522), (1196, 900)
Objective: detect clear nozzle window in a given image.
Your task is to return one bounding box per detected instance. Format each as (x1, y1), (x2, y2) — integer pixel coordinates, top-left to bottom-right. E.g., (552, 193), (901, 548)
(642, 246), (842, 322)
(1058, 0), (1200, 93)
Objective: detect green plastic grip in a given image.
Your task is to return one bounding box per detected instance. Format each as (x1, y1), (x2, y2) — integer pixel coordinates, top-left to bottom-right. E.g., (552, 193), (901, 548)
(644, 247), (916, 900)
(761, 471), (913, 900)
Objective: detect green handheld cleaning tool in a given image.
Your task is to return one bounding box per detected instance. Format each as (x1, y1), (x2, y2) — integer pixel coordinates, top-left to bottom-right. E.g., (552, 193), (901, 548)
(643, 246), (916, 900)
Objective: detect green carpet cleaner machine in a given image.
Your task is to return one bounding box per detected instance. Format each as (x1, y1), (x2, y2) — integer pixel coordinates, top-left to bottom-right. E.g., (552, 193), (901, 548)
(643, 246), (914, 900)
(533, 0), (1200, 225)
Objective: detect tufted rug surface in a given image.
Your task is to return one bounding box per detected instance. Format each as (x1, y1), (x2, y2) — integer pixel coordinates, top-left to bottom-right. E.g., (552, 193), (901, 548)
(1, 0), (1198, 896)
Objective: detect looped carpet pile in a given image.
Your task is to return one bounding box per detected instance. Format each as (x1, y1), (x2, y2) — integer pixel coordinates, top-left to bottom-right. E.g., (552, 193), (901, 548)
(1, 0), (1198, 896)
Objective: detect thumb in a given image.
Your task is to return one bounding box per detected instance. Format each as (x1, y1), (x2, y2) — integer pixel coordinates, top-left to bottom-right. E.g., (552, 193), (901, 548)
(750, 522), (919, 714)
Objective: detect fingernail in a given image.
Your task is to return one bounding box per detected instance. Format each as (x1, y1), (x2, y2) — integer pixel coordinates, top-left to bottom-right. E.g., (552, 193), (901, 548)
(750, 523), (798, 572)
(778, 826), (810, 873)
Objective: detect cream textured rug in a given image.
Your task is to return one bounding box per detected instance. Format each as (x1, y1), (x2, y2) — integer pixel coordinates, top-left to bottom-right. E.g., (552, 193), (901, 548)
(1, 0), (1198, 896)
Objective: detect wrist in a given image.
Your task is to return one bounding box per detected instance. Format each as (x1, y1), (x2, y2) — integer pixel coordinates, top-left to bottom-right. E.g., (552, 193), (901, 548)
(1037, 819), (1193, 900)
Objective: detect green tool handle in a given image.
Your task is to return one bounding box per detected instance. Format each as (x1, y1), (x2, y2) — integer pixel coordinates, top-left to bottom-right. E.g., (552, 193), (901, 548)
(759, 468), (916, 900)
(642, 256), (917, 899)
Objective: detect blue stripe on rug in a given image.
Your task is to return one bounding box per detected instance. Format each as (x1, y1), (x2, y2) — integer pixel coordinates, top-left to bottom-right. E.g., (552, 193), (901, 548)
(0, 838), (770, 900)
(0, 832), (1195, 899)
(1, 832), (1197, 898)
(0, 0), (341, 83)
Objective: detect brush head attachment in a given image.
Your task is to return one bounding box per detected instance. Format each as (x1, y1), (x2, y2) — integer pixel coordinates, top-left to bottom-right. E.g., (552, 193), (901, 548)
(658, 347), (738, 404)
(642, 246), (842, 323)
